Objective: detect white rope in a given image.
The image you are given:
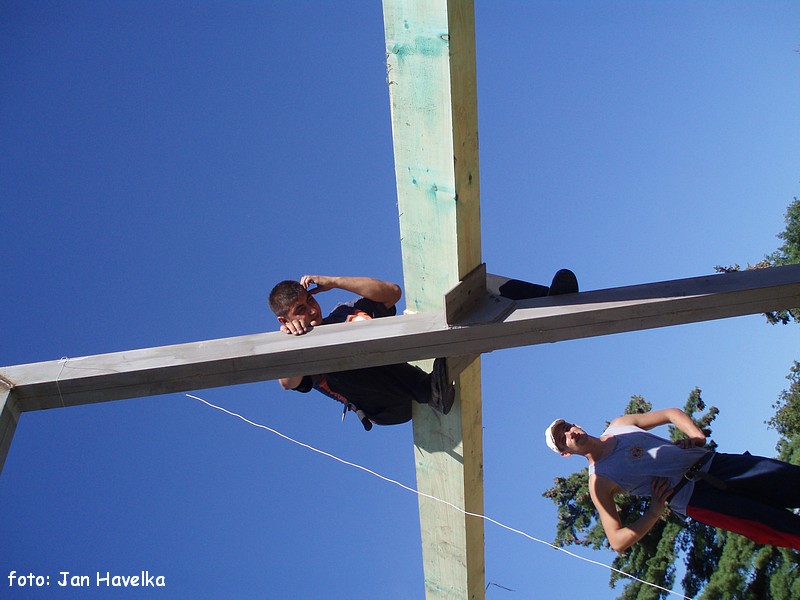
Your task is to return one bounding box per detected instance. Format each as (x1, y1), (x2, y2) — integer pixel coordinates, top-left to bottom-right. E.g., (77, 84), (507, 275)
(186, 393), (689, 599)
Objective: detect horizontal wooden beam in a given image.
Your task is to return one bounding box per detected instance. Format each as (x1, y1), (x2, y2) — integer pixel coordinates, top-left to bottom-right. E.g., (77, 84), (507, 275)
(3, 265), (799, 413)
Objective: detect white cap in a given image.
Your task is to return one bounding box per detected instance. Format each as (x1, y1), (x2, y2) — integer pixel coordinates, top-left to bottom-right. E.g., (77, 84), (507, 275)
(544, 418), (566, 454)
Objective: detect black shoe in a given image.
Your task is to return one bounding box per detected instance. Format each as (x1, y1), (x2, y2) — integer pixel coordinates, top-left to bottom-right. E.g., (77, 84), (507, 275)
(430, 358), (455, 415)
(497, 279), (549, 300)
(548, 269), (579, 296)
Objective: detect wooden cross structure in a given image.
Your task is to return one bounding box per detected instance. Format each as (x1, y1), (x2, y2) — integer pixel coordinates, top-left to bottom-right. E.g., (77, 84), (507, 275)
(2, 2), (800, 598)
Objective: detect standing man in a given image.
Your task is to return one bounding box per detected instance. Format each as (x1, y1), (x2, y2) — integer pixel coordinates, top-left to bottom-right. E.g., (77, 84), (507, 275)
(544, 407), (800, 551)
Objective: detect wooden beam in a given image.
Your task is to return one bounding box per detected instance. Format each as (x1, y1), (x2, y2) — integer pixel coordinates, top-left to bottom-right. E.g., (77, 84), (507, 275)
(445, 263), (488, 325)
(3, 265), (799, 415)
(0, 380), (20, 473)
(383, 0), (484, 597)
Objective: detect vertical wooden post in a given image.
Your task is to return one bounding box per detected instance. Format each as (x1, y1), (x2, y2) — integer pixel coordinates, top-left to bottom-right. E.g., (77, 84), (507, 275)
(0, 381), (19, 474)
(382, 1), (484, 597)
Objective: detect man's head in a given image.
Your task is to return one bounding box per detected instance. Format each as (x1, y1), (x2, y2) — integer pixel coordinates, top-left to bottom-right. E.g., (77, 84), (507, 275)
(545, 419), (584, 456)
(269, 280), (322, 328)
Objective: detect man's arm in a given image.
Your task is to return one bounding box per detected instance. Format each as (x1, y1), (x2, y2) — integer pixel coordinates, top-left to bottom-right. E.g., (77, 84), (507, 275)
(301, 275), (402, 309)
(609, 408), (706, 448)
(590, 475), (672, 553)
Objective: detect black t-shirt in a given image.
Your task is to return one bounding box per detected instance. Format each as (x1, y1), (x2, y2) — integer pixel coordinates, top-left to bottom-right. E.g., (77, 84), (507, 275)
(292, 297), (428, 425)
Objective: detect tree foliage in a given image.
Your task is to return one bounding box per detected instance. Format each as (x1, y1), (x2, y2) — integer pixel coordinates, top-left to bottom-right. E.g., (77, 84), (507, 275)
(769, 361), (800, 465)
(715, 197), (800, 325)
(698, 196), (800, 597)
(696, 197), (800, 598)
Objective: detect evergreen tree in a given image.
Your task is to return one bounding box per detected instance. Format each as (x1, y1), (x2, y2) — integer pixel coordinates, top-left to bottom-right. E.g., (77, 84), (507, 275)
(700, 196), (800, 597)
(699, 361), (800, 600)
(699, 198), (800, 597)
(716, 197), (800, 325)
(769, 360), (800, 464)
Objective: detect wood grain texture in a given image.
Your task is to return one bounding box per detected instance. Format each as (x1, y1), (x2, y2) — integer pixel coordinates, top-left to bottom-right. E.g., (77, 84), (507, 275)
(383, 0), (484, 596)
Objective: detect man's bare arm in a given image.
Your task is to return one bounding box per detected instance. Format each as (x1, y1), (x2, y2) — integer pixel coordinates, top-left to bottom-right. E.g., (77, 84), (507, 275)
(610, 408), (706, 448)
(301, 275), (402, 309)
(590, 475), (671, 553)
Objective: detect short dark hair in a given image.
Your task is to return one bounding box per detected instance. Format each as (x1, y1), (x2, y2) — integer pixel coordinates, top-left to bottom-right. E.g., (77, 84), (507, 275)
(268, 280), (305, 317)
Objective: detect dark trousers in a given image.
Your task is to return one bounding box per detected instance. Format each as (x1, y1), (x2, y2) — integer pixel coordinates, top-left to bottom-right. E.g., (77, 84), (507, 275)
(325, 363), (431, 425)
(686, 452), (800, 549)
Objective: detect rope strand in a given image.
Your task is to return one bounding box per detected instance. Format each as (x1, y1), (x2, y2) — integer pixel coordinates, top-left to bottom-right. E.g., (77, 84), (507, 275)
(186, 393), (688, 599)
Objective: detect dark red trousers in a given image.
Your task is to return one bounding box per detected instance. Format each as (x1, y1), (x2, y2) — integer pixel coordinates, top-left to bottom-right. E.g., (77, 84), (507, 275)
(686, 452), (800, 550)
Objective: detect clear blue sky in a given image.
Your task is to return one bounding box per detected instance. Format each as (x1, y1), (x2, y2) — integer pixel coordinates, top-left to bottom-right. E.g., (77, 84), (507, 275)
(2, 2), (798, 598)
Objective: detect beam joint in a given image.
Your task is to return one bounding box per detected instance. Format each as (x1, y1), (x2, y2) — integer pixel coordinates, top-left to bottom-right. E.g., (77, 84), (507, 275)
(0, 379), (20, 475)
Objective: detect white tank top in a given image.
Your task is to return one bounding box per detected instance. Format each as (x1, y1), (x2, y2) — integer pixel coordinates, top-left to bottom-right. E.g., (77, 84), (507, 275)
(589, 425), (711, 516)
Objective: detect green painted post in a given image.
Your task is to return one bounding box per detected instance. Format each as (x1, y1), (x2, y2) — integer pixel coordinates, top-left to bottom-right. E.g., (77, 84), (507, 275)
(383, 1), (485, 597)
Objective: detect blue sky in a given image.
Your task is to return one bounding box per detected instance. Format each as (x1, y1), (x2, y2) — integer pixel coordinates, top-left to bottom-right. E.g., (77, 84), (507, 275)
(1, 2), (798, 598)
